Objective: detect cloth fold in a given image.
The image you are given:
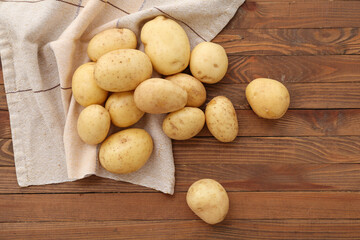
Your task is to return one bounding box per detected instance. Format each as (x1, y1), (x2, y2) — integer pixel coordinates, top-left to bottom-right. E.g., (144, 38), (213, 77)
(0, 0), (245, 194)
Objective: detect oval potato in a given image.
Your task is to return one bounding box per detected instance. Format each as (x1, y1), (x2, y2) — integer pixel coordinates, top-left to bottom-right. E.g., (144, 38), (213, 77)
(99, 128), (153, 174)
(72, 62), (108, 107)
(141, 16), (190, 75)
(246, 78), (290, 119)
(77, 104), (111, 145)
(190, 42), (228, 84)
(162, 107), (205, 140)
(186, 179), (229, 225)
(134, 78), (187, 114)
(166, 73), (206, 107)
(105, 91), (144, 128)
(87, 28), (137, 61)
(205, 96), (238, 142)
(94, 49), (152, 92)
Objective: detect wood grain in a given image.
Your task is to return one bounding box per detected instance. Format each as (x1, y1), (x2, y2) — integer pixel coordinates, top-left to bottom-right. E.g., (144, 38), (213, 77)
(0, 61), (3, 85)
(230, 2), (360, 28)
(0, 85), (7, 110)
(0, 111), (11, 139)
(2, 219), (360, 240)
(2, 192), (360, 222)
(0, 139), (13, 166)
(214, 28), (360, 55)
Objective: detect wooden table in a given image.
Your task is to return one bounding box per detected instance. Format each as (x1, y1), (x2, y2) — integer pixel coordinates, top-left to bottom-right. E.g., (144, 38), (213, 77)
(1, 1), (360, 239)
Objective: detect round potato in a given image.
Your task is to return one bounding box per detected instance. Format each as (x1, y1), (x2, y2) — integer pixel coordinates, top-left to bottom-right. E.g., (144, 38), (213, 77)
(99, 128), (153, 174)
(141, 16), (190, 75)
(87, 28), (137, 61)
(134, 78), (187, 114)
(186, 179), (229, 225)
(205, 96), (238, 142)
(77, 104), (111, 145)
(190, 42), (228, 84)
(246, 78), (290, 119)
(94, 49), (152, 92)
(162, 107), (205, 140)
(72, 62), (108, 107)
(166, 73), (206, 107)
(105, 91), (144, 128)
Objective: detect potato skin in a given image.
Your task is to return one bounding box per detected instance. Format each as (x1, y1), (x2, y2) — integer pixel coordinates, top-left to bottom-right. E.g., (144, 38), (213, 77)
(134, 78), (188, 114)
(77, 104), (111, 145)
(246, 78), (290, 119)
(141, 16), (190, 75)
(87, 28), (137, 61)
(99, 128), (153, 174)
(205, 96), (238, 142)
(162, 107), (205, 140)
(72, 62), (108, 107)
(94, 49), (152, 92)
(190, 42), (228, 84)
(186, 179), (229, 225)
(166, 73), (206, 107)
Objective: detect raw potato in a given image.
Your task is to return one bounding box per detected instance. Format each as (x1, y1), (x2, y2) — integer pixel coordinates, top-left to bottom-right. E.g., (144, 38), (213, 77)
(141, 16), (190, 75)
(105, 92), (144, 128)
(162, 107), (205, 140)
(72, 62), (108, 107)
(134, 78), (187, 114)
(166, 73), (206, 107)
(99, 128), (153, 174)
(205, 96), (238, 142)
(87, 28), (137, 61)
(186, 179), (229, 225)
(190, 42), (228, 84)
(95, 49), (152, 92)
(77, 105), (111, 145)
(246, 78), (290, 119)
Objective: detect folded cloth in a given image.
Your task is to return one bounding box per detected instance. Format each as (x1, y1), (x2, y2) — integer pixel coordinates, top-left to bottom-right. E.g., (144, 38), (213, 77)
(0, 0), (245, 194)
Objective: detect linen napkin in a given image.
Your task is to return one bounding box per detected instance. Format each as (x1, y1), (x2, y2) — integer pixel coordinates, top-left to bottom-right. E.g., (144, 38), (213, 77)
(0, 0), (245, 194)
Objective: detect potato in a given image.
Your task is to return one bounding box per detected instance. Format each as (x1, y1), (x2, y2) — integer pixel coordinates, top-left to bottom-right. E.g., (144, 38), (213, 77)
(134, 78), (187, 114)
(166, 73), (206, 107)
(186, 179), (229, 225)
(105, 91), (144, 128)
(77, 104), (111, 145)
(162, 107), (205, 140)
(205, 96), (238, 142)
(141, 16), (190, 75)
(87, 28), (137, 61)
(94, 49), (152, 92)
(72, 62), (108, 107)
(246, 78), (290, 119)
(190, 42), (228, 84)
(99, 128), (153, 174)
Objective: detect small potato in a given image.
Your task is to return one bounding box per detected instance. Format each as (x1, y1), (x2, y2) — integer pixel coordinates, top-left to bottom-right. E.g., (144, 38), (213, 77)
(134, 78), (187, 114)
(205, 96), (238, 142)
(87, 28), (137, 61)
(72, 62), (108, 107)
(141, 16), (190, 75)
(95, 49), (152, 92)
(186, 179), (229, 225)
(99, 128), (153, 174)
(77, 104), (111, 145)
(105, 92), (144, 128)
(162, 107), (205, 140)
(166, 73), (206, 107)
(190, 42), (228, 84)
(246, 78), (290, 119)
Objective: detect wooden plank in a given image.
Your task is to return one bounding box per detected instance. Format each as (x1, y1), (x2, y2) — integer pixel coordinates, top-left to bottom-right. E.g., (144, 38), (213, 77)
(223, 55), (360, 84)
(205, 83), (360, 109)
(0, 111), (11, 139)
(230, 2), (360, 29)
(214, 28), (360, 55)
(0, 61), (3, 85)
(1, 219), (360, 240)
(0, 139), (13, 166)
(2, 192), (360, 221)
(0, 85), (7, 110)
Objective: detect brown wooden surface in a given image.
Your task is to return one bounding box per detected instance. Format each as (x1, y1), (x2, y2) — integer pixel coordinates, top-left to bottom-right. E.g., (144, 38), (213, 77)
(1, 1), (360, 239)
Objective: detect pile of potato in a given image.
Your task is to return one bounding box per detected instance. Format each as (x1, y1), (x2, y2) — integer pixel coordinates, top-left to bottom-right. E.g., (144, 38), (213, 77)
(72, 15), (290, 225)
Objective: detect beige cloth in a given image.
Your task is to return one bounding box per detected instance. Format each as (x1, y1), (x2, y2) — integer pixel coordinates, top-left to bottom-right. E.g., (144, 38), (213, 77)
(0, 0), (244, 194)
